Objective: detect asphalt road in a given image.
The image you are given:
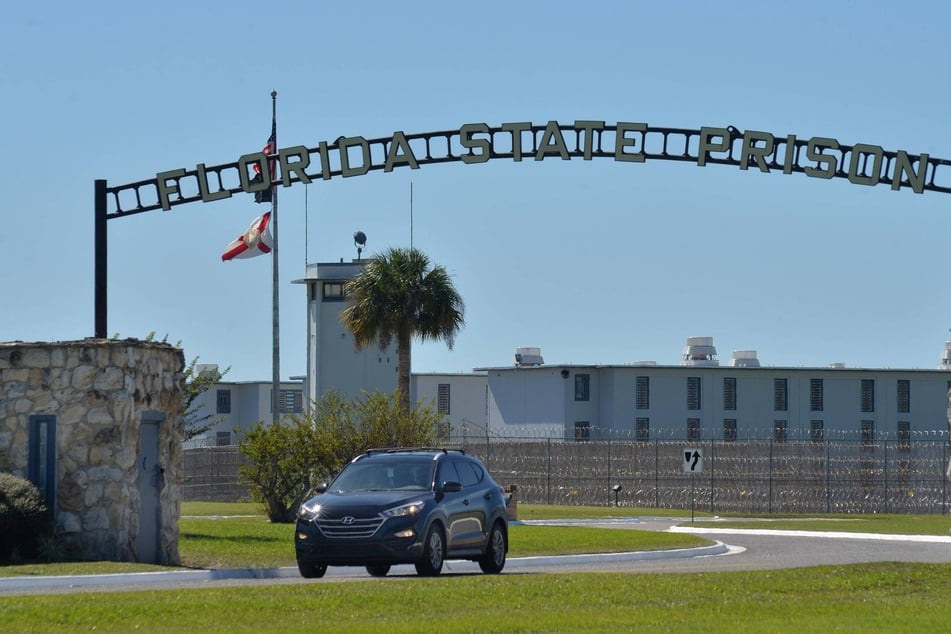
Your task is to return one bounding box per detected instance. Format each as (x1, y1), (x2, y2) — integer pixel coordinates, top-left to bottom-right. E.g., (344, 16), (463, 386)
(2, 518), (949, 595)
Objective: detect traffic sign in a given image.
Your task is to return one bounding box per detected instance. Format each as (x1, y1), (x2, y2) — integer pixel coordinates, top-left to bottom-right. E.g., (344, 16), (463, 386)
(683, 448), (703, 473)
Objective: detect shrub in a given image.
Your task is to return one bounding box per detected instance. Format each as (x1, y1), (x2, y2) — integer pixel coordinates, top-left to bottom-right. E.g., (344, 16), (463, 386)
(0, 472), (50, 563)
(238, 390), (441, 523)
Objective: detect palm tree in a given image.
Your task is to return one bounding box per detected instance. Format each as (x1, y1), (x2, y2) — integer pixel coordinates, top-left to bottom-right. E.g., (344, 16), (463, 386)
(341, 247), (465, 414)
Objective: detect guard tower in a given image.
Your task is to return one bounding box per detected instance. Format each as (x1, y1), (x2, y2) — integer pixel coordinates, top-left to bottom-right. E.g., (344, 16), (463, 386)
(293, 243), (397, 406)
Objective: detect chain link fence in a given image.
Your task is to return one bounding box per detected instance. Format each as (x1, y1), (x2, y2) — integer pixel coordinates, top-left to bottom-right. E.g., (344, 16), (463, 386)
(183, 430), (950, 514)
(183, 446), (250, 502)
(458, 432), (950, 515)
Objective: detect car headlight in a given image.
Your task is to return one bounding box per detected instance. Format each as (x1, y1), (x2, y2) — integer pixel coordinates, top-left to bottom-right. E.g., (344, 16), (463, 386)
(297, 499), (322, 521)
(381, 501), (425, 518)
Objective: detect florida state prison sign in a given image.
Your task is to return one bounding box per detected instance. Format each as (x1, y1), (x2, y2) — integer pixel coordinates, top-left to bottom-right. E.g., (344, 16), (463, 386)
(94, 120), (951, 338)
(102, 120), (951, 218)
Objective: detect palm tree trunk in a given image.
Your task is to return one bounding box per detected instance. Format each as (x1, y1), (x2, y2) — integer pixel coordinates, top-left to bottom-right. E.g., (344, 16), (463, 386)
(397, 329), (412, 415)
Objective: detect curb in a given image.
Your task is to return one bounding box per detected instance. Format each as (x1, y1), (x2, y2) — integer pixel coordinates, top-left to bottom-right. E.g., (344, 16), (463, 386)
(0, 566), (301, 593)
(0, 543), (728, 594)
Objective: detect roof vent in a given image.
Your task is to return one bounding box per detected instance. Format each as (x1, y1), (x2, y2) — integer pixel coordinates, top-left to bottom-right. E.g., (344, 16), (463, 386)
(728, 350), (760, 368)
(828, 362), (846, 369)
(681, 336), (719, 367)
(514, 347), (544, 366)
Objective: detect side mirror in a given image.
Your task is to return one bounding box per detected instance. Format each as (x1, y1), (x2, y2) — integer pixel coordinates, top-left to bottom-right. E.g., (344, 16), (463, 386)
(314, 483), (328, 494)
(441, 481), (463, 493)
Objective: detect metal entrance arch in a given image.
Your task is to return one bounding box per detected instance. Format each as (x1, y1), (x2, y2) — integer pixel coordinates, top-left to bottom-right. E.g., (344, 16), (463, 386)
(94, 119), (951, 338)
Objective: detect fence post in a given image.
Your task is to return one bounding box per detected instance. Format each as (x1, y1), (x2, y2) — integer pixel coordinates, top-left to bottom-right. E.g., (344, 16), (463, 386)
(654, 440), (660, 508)
(883, 438), (888, 514)
(768, 437), (773, 514)
(944, 440), (948, 514)
(546, 437), (552, 505)
(709, 438), (715, 514)
(826, 439), (831, 514)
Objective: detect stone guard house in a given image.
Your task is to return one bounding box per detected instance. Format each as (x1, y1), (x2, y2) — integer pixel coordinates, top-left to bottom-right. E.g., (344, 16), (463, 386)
(0, 339), (184, 564)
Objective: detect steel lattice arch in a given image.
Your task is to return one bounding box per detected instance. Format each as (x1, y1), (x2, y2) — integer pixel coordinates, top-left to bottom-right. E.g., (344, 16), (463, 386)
(95, 119), (951, 337)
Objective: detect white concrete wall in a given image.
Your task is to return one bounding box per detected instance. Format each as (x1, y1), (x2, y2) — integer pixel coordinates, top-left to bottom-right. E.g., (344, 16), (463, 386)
(412, 373), (487, 440)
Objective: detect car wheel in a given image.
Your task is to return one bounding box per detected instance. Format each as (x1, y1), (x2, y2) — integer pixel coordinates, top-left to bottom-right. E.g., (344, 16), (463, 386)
(415, 524), (445, 576)
(297, 557), (327, 579)
(366, 564), (391, 577)
(478, 521), (507, 574)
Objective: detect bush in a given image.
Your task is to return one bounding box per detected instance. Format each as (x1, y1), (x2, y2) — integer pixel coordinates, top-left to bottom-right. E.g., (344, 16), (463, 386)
(238, 418), (321, 523)
(238, 390), (441, 523)
(0, 472), (50, 563)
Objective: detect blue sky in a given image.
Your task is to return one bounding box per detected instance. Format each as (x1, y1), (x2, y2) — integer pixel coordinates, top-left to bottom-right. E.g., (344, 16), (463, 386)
(3, 1), (951, 381)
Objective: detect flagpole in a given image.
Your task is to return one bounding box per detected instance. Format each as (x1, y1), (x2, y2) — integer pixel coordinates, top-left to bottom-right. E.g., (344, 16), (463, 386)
(270, 90), (280, 424)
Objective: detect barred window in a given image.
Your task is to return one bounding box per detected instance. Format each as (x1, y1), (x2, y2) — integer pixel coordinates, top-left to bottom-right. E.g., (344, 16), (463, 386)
(574, 421), (590, 442)
(861, 379), (875, 413)
(774, 378), (788, 412)
(437, 421), (450, 442)
(437, 383), (451, 415)
(861, 419), (875, 449)
(635, 376), (650, 410)
(275, 389), (303, 413)
(723, 377), (737, 411)
(723, 419), (737, 442)
(810, 420), (824, 443)
(810, 378), (823, 412)
(687, 418), (701, 440)
(635, 417), (650, 442)
(897, 421), (911, 452)
(774, 420), (787, 443)
(687, 377), (701, 411)
(575, 374), (590, 401)
(897, 380), (910, 414)
(216, 389), (232, 414)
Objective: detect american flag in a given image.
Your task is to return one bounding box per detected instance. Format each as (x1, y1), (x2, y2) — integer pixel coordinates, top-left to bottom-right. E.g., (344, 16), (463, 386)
(252, 125), (276, 175)
(251, 120), (277, 203)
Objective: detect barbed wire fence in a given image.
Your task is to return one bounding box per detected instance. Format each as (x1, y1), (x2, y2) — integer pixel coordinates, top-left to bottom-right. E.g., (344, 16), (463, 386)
(183, 427), (951, 514)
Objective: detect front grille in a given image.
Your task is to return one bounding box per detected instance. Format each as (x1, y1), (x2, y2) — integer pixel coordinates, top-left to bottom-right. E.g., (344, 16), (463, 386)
(316, 514), (384, 538)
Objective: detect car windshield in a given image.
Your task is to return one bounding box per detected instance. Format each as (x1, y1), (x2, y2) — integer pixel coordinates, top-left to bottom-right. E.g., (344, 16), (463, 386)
(330, 459), (434, 492)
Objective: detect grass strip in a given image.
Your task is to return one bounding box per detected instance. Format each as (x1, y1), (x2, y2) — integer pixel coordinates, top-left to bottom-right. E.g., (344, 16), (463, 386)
(1, 563), (949, 633)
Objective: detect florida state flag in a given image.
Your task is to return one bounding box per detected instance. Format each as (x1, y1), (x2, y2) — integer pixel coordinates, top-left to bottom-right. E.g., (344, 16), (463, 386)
(221, 212), (273, 261)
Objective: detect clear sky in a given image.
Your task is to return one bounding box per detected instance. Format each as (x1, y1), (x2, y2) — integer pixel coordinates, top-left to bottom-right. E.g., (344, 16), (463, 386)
(4, 1), (951, 381)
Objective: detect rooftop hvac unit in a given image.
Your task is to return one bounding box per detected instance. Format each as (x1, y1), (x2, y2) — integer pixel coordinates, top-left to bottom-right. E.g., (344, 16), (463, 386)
(939, 341), (951, 370)
(681, 336), (719, 367)
(729, 350), (760, 367)
(514, 347), (544, 366)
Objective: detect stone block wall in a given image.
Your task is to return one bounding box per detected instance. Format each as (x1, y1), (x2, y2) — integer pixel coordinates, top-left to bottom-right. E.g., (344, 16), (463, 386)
(0, 339), (185, 564)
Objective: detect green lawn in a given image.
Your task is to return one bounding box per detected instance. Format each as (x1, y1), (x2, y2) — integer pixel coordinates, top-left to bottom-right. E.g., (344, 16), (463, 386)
(1, 503), (949, 632)
(2, 563), (950, 633)
(688, 512), (951, 535)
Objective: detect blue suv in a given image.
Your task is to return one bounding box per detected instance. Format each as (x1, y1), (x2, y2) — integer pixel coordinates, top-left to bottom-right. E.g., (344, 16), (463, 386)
(295, 448), (509, 578)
